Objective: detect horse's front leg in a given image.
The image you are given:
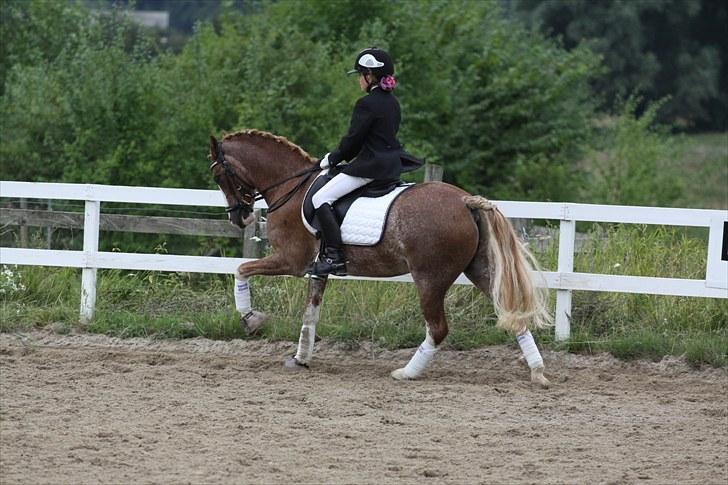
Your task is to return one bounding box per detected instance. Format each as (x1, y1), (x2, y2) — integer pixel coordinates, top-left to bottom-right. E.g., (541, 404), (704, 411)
(233, 254), (300, 334)
(284, 276), (328, 370)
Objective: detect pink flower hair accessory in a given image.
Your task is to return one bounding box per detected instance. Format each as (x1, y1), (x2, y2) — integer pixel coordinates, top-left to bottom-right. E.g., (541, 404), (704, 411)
(379, 75), (397, 91)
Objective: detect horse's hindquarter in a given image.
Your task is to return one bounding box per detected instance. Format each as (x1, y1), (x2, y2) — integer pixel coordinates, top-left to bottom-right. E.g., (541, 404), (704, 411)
(345, 183), (480, 279)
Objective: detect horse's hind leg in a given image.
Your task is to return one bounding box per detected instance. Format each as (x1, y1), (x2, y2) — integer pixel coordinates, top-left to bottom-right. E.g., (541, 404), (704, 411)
(391, 277), (450, 380)
(464, 267), (550, 388)
(284, 276), (328, 369)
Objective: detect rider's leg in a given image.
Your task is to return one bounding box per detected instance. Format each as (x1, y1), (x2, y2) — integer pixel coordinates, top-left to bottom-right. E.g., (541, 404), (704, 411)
(315, 203), (345, 269)
(309, 173), (373, 276)
(311, 172), (374, 208)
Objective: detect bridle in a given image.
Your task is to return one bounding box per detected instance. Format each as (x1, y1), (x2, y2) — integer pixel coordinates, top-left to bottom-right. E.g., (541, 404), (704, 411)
(210, 141), (319, 223)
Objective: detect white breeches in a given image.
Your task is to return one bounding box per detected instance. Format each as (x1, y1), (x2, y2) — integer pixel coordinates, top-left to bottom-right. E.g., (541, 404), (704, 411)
(311, 172), (374, 209)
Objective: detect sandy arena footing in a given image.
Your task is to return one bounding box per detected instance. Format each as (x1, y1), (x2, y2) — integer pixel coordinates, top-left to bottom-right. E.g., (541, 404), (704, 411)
(1, 331), (726, 484)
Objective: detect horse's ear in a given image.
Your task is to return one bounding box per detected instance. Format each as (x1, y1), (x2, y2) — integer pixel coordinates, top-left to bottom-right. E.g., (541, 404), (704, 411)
(209, 135), (218, 161)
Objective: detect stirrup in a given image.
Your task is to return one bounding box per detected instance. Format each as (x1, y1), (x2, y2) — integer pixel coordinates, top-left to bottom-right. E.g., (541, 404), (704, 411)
(306, 255), (347, 277)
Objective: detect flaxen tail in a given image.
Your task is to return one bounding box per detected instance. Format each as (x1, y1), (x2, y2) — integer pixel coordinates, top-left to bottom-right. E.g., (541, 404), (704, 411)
(463, 195), (552, 334)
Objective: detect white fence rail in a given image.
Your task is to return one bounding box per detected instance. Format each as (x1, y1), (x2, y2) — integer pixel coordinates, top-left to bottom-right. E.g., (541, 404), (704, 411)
(2, 181), (726, 339)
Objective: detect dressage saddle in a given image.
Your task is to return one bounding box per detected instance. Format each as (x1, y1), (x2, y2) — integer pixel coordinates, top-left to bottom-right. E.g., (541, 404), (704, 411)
(302, 172), (407, 232)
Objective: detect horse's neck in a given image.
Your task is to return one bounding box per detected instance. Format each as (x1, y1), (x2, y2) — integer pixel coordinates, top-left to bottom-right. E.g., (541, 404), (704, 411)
(236, 142), (309, 189)
(264, 168), (317, 246)
(263, 162), (316, 210)
(244, 153), (313, 212)
(230, 135), (315, 209)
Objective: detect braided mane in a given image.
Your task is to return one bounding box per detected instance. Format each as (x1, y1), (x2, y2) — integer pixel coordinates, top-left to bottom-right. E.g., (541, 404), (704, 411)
(223, 129), (317, 165)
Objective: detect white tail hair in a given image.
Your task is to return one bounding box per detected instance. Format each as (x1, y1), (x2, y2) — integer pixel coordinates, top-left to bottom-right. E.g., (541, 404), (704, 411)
(463, 195), (552, 334)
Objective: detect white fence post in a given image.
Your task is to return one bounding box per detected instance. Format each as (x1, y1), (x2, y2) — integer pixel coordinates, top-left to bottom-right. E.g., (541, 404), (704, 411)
(555, 214), (576, 341)
(80, 199), (100, 323)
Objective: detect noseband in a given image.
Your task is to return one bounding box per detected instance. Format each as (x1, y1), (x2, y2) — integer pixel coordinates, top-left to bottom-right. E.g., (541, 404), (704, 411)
(210, 141), (318, 221)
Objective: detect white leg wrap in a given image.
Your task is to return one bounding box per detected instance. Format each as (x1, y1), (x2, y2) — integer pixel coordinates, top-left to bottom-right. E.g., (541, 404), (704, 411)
(402, 336), (437, 379)
(234, 275), (251, 314)
(294, 302), (321, 364)
(517, 330), (544, 369)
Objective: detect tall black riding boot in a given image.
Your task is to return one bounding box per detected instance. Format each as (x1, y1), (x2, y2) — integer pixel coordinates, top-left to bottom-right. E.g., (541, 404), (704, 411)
(309, 203), (347, 276)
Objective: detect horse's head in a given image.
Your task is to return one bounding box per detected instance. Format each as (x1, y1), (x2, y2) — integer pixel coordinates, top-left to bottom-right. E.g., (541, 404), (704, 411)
(209, 130), (320, 227)
(209, 135), (256, 228)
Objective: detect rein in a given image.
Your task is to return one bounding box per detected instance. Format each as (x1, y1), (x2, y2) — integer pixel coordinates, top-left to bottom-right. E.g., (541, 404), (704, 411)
(260, 167), (318, 213)
(212, 141), (319, 217)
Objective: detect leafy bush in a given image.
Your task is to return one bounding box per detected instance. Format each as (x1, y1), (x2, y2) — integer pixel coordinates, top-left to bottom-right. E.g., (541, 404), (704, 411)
(0, 0), (600, 202)
(582, 97), (685, 206)
(0, 4), (166, 185)
(0, 0), (90, 95)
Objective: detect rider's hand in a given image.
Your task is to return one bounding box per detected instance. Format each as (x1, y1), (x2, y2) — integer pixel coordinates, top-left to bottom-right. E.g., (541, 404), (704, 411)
(319, 153), (331, 170)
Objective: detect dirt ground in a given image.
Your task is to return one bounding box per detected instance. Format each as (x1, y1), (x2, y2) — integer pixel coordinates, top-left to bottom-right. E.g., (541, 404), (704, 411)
(0, 331), (726, 485)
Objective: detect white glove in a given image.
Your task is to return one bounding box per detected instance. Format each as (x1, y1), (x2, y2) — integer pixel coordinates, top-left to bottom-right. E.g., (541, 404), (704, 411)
(319, 153), (331, 169)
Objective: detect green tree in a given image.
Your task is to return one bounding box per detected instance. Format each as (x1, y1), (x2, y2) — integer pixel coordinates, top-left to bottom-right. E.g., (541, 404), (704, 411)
(263, 0), (599, 199)
(0, 0), (89, 95)
(513, 0), (727, 130)
(0, 2), (167, 185)
(1, 0), (600, 202)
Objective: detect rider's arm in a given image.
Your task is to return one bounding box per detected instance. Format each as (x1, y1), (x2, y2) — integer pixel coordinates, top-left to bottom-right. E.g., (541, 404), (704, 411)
(328, 97), (375, 166)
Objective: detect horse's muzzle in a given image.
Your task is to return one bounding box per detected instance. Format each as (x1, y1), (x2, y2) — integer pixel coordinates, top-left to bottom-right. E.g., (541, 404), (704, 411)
(228, 208), (255, 229)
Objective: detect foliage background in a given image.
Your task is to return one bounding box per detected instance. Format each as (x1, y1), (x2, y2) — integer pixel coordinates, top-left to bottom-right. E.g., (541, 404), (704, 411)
(2, 0), (725, 203)
(0, 0), (704, 205)
(513, 0), (728, 131)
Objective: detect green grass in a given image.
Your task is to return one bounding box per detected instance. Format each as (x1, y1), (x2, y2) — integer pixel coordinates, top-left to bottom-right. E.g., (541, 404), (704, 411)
(2, 223), (726, 367)
(546, 329), (727, 368)
(674, 132), (727, 209)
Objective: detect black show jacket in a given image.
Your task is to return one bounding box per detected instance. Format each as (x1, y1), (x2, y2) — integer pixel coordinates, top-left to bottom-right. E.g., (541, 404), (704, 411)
(328, 87), (422, 181)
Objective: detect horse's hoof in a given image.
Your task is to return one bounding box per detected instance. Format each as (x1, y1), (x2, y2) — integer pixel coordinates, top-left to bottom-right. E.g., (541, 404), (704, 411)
(390, 368), (412, 381)
(241, 310), (267, 335)
(283, 356), (309, 371)
(531, 366), (551, 389)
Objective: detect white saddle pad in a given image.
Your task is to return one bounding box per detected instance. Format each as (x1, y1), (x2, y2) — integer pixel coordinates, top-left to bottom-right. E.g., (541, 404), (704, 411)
(302, 184), (413, 246)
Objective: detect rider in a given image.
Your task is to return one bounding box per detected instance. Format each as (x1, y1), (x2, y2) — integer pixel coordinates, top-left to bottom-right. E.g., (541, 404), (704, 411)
(309, 47), (422, 277)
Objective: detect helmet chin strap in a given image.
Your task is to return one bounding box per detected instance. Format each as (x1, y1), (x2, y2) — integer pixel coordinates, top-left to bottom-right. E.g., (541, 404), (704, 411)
(363, 71), (378, 91)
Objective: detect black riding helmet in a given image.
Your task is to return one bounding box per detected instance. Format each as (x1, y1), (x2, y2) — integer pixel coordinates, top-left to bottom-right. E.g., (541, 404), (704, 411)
(347, 48), (394, 79)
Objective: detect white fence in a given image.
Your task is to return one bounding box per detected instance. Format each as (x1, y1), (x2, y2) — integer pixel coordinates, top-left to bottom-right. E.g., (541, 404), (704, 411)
(1, 181), (726, 340)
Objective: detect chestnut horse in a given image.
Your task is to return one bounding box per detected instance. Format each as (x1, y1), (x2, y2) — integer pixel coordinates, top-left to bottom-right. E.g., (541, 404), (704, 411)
(209, 130), (552, 386)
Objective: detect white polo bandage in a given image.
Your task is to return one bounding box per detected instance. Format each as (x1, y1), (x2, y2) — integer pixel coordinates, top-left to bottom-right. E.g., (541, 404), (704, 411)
(402, 338), (437, 379)
(234, 275), (251, 314)
(294, 323), (316, 364)
(517, 330), (543, 369)
(294, 300), (321, 364)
